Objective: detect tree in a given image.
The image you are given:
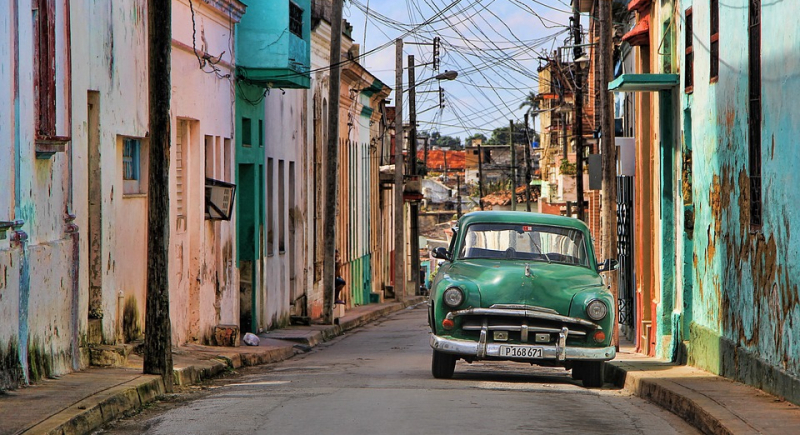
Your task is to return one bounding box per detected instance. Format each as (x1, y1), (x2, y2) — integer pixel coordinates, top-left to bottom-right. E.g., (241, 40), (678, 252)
(428, 131), (461, 149)
(487, 122), (534, 145)
(465, 133), (487, 146)
(518, 91), (541, 122)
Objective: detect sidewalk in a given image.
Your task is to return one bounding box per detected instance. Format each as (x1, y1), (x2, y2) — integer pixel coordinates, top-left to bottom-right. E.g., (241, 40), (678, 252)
(0, 297), (425, 435)
(607, 343), (800, 435)
(4, 304), (800, 435)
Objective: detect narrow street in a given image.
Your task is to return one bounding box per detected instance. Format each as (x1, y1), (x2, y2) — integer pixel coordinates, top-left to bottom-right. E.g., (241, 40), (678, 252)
(101, 306), (698, 435)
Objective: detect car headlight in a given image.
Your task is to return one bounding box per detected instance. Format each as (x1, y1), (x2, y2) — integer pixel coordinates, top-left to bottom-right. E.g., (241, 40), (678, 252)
(586, 299), (608, 321)
(443, 287), (464, 308)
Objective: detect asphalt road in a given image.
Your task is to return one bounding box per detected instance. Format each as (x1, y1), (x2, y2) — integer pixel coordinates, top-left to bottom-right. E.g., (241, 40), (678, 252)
(100, 305), (699, 435)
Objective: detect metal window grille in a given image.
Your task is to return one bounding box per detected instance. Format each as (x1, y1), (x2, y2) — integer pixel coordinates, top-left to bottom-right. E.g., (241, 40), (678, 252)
(289, 2), (303, 37)
(176, 121), (187, 217)
(123, 139), (139, 180)
(748, 0), (762, 228)
(685, 8), (694, 92)
(710, 0), (719, 80)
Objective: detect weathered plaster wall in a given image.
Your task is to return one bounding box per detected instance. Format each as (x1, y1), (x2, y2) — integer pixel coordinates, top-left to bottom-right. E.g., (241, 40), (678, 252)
(262, 89), (306, 329)
(169, 0), (239, 344)
(682, 0), (800, 402)
(70, 0), (149, 347)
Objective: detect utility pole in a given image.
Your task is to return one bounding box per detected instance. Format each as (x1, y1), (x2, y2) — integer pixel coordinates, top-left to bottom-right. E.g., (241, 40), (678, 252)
(599, 0), (618, 346)
(393, 39), (405, 301)
(477, 142), (485, 210)
(509, 120), (516, 211)
(322, 0), (344, 323)
(144, 0), (173, 392)
(524, 113), (532, 212)
(572, 9), (585, 222)
(408, 55), (420, 298)
(456, 175), (462, 218)
(423, 136), (429, 171)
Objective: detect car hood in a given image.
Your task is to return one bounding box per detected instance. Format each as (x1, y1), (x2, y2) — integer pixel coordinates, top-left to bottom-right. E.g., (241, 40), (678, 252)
(447, 259), (604, 315)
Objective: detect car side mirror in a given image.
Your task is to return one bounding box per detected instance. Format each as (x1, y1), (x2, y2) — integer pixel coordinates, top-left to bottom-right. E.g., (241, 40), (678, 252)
(433, 247), (452, 261)
(597, 258), (618, 272)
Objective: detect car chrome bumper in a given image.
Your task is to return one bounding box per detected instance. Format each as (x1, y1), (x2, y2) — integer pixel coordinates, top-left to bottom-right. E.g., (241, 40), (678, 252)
(430, 334), (616, 361)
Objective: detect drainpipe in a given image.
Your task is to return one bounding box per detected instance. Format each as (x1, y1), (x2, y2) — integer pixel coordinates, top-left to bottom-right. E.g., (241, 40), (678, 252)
(63, 0), (80, 371)
(11, 221), (29, 384)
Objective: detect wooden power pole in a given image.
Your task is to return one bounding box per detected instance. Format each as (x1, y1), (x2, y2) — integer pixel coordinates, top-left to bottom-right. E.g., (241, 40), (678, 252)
(322, 0), (344, 324)
(408, 55), (420, 297)
(144, 0), (173, 392)
(393, 39), (405, 301)
(524, 113), (532, 212)
(599, 0), (618, 345)
(572, 9), (585, 222)
(509, 120), (516, 211)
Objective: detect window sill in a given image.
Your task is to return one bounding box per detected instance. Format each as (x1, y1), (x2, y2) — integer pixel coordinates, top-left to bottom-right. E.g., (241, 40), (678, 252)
(35, 137), (70, 159)
(123, 193), (148, 199)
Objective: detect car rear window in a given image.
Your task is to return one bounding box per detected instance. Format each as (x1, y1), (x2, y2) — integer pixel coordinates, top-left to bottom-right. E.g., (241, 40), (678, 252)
(458, 223), (589, 267)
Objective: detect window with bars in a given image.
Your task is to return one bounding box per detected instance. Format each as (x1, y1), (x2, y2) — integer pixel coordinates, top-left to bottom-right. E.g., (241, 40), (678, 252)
(34, 0), (57, 138)
(176, 121), (187, 222)
(289, 2), (303, 37)
(748, 0), (762, 228)
(710, 0), (719, 81)
(685, 8), (694, 93)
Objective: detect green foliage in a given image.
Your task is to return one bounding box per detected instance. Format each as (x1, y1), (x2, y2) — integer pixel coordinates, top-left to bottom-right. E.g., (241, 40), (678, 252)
(428, 131), (461, 149)
(559, 159), (577, 176)
(486, 122), (536, 146)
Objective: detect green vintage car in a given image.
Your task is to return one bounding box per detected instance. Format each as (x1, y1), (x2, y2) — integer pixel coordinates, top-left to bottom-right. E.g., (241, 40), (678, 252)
(428, 211), (617, 387)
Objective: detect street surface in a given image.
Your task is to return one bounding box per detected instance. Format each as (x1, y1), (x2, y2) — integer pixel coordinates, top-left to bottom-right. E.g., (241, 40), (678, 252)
(101, 305), (698, 435)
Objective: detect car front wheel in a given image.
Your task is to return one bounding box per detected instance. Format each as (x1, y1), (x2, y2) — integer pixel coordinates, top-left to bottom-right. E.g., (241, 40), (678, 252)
(581, 361), (605, 388)
(431, 350), (456, 379)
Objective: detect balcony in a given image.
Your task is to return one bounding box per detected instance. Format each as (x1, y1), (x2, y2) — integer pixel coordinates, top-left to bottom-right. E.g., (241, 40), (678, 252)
(236, 0), (311, 89)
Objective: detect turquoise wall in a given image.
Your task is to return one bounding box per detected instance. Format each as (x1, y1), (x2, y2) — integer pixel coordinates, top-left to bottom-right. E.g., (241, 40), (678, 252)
(236, 0), (311, 88)
(680, 0), (800, 401)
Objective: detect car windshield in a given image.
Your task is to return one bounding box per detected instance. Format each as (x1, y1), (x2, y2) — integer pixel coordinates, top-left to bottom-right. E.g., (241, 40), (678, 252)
(458, 223), (589, 267)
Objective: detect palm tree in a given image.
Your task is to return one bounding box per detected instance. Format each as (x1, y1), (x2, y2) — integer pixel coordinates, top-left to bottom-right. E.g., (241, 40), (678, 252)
(519, 91), (541, 132)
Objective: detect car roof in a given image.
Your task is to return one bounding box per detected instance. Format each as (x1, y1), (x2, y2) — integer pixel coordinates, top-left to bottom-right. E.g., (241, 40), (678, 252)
(458, 211), (590, 233)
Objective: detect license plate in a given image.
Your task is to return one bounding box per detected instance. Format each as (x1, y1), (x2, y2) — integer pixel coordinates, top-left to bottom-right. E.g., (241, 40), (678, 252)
(499, 345), (543, 359)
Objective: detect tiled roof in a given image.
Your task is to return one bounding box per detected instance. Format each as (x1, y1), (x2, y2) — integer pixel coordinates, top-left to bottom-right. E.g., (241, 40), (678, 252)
(481, 185), (541, 206)
(418, 150), (466, 170)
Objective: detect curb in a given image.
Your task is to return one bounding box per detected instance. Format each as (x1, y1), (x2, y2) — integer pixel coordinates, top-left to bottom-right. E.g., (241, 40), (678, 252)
(32, 299), (421, 435)
(606, 362), (739, 435)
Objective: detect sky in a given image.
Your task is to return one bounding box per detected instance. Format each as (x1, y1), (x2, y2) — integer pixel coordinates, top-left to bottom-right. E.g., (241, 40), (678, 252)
(341, 0), (577, 142)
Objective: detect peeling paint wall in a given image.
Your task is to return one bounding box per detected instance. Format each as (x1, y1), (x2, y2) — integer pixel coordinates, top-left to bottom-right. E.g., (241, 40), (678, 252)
(169, 0), (240, 344)
(262, 89), (305, 330)
(681, 0), (800, 402)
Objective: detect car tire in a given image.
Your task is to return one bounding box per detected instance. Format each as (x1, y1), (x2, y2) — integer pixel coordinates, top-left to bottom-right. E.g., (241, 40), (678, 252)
(570, 363), (584, 381)
(432, 350), (456, 379)
(581, 361), (605, 388)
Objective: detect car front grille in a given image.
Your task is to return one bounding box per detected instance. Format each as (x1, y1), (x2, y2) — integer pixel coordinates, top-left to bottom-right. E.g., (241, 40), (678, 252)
(448, 304), (598, 344)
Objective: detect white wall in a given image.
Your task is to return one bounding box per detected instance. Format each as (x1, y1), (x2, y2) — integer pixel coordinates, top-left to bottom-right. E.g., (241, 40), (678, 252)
(169, 0), (239, 344)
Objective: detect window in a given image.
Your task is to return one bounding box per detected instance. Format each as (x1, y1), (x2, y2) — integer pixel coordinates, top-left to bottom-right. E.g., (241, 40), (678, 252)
(289, 2), (303, 37)
(34, 0), (56, 138)
(122, 138), (143, 195)
(684, 8), (694, 93)
(242, 117), (252, 147)
(748, 0), (762, 228)
(458, 223), (589, 268)
(279, 160), (286, 253)
(267, 158), (274, 255)
(176, 120), (188, 221)
(258, 119), (264, 146)
(710, 0), (719, 81)
(123, 139), (140, 181)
